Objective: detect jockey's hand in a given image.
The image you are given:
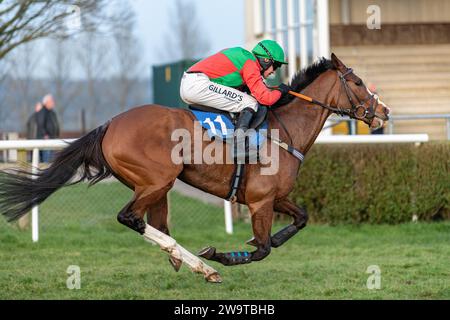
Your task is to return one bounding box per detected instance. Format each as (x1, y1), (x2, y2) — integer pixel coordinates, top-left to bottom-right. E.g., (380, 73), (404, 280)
(277, 83), (291, 97)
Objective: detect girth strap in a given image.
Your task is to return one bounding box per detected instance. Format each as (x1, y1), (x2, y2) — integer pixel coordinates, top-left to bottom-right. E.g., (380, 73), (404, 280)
(226, 163), (245, 202)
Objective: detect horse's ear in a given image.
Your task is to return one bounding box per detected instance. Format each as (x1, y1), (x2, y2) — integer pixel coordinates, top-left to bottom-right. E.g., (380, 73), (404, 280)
(331, 53), (345, 70)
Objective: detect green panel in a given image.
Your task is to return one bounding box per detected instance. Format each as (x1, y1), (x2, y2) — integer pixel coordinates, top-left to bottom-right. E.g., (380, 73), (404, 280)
(211, 71), (243, 87)
(221, 47), (255, 70)
(152, 59), (199, 109)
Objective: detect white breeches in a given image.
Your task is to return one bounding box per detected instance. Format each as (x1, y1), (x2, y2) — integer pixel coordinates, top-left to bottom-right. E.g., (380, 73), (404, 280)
(180, 72), (258, 113)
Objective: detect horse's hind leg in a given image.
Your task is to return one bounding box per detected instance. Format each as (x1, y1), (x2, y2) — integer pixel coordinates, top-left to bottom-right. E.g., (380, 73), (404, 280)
(117, 183), (171, 235)
(146, 194), (182, 271)
(118, 184), (221, 282)
(146, 194), (170, 236)
(117, 200), (146, 234)
(117, 183), (173, 234)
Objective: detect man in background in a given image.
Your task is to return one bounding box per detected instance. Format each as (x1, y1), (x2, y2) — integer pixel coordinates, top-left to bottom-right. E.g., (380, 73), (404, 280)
(40, 94), (60, 162)
(25, 102), (43, 162)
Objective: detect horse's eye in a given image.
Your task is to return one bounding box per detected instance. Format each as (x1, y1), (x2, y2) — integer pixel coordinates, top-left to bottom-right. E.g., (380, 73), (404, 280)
(355, 79), (362, 86)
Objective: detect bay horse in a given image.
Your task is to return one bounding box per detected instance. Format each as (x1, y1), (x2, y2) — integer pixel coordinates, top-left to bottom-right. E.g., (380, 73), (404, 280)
(0, 54), (389, 282)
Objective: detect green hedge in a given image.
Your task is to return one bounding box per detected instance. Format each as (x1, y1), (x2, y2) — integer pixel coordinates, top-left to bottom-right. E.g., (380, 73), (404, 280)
(290, 142), (450, 224)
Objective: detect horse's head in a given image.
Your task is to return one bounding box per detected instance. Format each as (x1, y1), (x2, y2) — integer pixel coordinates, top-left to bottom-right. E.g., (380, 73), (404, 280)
(330, 53), (390, 129)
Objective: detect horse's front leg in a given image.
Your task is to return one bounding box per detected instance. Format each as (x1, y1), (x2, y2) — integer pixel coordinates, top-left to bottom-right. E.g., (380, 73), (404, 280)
(247, 197), (308, 248)
(271, 197), (308, 247)
(199, 200), (273, 266)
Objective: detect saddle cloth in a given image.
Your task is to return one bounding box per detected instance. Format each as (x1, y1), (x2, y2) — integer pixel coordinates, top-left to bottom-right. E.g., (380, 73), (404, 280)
(190, 109), (268, 148)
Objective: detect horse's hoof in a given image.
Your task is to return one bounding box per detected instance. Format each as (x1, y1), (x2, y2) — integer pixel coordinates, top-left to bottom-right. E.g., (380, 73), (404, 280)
(168, 256), (182, 272)
(198, 246), (216, 259)
(205, 272), (222, 283)
(246, 237), (258, 247)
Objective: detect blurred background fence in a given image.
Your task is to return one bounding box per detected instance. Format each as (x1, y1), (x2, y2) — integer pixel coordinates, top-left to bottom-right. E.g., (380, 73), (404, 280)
(0, 175), (232, 242)
(0, 140), (235, 240)
(0, 138), (448, 243)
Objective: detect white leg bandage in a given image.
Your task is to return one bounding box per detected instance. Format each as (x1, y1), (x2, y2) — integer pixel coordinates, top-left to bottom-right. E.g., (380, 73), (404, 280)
(143, 224), (222, 283)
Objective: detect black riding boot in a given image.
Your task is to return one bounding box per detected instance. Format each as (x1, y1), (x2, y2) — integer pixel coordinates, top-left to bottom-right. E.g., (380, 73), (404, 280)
(233, 108), (255, 162)
(234, 108), (255, 135)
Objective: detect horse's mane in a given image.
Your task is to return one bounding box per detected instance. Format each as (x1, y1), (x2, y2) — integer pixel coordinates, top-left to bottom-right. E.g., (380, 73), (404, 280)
(273, 58), (335, 107)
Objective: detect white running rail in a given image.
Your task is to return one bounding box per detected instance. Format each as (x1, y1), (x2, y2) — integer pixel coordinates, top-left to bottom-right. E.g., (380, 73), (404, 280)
(316, 134), (429, 144)
(0, 133), (429, 241)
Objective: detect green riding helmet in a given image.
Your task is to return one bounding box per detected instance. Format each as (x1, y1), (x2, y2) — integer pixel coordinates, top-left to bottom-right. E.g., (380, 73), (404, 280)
(252, 39), (288, 71)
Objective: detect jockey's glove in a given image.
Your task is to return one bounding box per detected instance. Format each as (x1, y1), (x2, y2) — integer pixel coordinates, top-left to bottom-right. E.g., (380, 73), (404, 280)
(277, 83), (292, 97)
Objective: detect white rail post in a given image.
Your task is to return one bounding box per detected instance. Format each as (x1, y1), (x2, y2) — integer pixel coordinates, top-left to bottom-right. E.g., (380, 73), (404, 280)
(287, 0), (297, 80)
(315, 134), (429, 144)
(264, 0), (273, 39)
(275, 0), (284, 47)
(275, 0), (286, 79)
(223, 200), (233, 234)
(446, 118), (450, 140)
(316, 0), (332, 136)
(31, 148), (39, 242)
(388, 120), (394, 134)
(253, 0), (263, 37)
(316, 0), (330, 59)
(299, 0), (308, 69)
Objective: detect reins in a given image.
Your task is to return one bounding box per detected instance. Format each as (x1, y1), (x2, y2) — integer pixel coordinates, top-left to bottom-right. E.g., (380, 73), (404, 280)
(265, 68), (379, 163)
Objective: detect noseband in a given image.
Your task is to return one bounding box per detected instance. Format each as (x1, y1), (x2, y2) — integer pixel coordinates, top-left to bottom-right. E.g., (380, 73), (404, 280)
(334, 68), (377, 123)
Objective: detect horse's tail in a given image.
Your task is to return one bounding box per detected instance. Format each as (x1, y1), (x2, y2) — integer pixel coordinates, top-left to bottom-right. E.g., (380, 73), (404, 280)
(0, 122), (112, 222)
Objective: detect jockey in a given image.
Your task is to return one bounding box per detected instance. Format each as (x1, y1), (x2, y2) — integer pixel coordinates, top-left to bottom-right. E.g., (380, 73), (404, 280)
(180, 39), (291, 134)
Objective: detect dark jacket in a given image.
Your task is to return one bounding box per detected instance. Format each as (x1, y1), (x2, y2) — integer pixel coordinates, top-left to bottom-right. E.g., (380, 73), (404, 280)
(44, 108), (60, 138)
(35, 108), (47, 139)
(26, 113), (38, 139)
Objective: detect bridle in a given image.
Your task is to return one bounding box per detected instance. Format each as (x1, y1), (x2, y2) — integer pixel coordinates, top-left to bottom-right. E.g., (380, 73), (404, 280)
(334, 68), (377, 123)
(273, 68), (384, 155)
(269, 67), (385, 163)
(288, 68), (380, 124)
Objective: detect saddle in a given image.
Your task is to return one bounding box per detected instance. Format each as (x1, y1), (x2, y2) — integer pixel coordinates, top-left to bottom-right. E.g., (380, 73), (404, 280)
(189, 104), (268, 161)
(189, 104), (269, 202)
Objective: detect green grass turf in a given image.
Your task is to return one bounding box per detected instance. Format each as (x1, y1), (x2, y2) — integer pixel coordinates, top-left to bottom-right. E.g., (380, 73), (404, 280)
(0, 182), (449, 299)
